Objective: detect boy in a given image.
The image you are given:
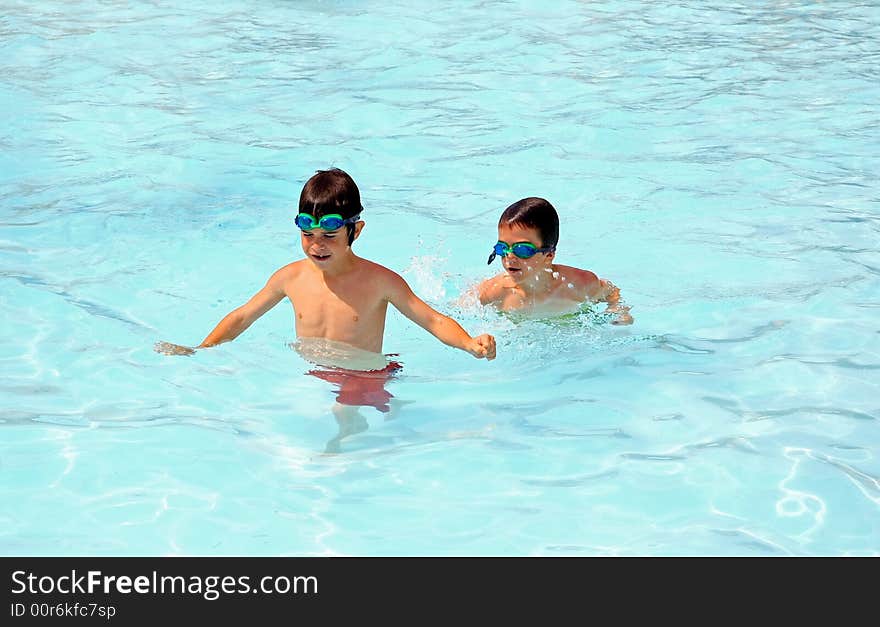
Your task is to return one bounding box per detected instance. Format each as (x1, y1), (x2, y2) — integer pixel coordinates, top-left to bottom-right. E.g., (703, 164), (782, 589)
(156, 167), (496, 369)
(475, 197), (633, 323)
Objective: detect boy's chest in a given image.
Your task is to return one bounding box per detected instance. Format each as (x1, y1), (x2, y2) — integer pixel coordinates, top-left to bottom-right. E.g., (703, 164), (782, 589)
(499, 287), (584, 314)
(288, 278), (387, 323)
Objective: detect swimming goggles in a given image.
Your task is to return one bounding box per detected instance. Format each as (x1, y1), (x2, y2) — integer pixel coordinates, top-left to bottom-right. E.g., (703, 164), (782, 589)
(487, 240), (555, 264)
(295, 213), (360, 231)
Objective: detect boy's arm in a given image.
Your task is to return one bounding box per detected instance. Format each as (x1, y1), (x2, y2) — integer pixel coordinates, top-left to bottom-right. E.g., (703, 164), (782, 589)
(387, 273), (496, 360)
(199, 269), (288, 347)
(155, 269), (288, 355)
(590, 277), (633, 325)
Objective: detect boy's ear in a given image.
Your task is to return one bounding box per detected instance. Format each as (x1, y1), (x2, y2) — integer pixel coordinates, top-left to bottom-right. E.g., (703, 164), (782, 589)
(351, 220), (365, 242)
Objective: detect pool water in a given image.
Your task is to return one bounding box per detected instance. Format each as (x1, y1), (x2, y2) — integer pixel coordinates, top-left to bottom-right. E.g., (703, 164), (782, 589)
(1, 1), (878, 555)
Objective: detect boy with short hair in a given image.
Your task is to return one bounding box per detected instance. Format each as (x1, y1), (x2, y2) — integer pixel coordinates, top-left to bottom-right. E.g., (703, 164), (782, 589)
(475, 197), (632, 323)
(157, 167), (495, 369)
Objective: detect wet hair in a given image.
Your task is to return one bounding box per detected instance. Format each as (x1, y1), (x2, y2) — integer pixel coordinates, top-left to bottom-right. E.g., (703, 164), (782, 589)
(498, 197), (559, 250)
(299, 168), (363, 245)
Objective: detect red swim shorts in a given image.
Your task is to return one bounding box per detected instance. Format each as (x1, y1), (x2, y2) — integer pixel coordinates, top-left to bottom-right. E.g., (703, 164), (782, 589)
(308, 361), (403, 413)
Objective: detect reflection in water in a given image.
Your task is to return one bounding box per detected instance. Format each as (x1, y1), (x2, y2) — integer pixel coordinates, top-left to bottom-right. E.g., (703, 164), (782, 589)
(292, 338), (406, 453)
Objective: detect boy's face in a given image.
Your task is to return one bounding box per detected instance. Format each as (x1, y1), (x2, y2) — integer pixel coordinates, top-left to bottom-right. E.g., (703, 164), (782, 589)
(300, 221), (364, 269)
(496, 223), (554, 284)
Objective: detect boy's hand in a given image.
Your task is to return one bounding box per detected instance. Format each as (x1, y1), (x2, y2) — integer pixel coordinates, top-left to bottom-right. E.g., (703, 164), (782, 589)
(612, 312), (633, 325)
(606, 305), (633, 325)
(468, 334), (496, 360)
(154, 341), (196, 356)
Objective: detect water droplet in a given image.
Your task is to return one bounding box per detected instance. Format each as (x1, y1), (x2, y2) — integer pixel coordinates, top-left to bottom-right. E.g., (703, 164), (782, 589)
(567, 283), (574, 289)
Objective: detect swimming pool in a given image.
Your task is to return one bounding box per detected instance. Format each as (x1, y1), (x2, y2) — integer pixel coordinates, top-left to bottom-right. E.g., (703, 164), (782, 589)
(2, 0), (878, 555)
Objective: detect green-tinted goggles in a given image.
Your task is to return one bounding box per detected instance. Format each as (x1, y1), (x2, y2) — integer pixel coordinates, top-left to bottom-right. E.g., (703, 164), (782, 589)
(295, 213), (360, 231)
(487, 240), (555, 264)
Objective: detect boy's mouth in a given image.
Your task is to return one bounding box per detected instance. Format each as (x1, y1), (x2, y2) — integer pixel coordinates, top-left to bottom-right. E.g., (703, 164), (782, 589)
(310, 252), (332, 262)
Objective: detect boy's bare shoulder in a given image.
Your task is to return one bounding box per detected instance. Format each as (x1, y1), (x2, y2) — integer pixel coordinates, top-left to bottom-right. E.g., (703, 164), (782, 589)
(476, 273), (511, 305)
(264, 260), (309, 290)
(354, 257), (409, 294)
(280, 259), (307, 272)
(555, 265), (601, 298)
(271, 260), (307, 280)
(356, 257), (399, 280)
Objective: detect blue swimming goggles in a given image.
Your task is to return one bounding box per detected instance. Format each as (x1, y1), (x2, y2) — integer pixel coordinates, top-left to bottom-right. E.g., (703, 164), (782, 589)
(487, 240), (555, 264)
(295, 213), (361, 231)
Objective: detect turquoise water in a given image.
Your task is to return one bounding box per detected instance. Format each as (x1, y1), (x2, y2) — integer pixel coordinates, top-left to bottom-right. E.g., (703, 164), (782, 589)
(2, 1), (878, 555)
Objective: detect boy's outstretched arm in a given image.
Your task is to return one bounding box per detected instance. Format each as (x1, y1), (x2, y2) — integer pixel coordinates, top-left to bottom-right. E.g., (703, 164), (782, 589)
(199, 271), (288, 347)
(155, 270), (287, 355)
(388, 273), (496, 360)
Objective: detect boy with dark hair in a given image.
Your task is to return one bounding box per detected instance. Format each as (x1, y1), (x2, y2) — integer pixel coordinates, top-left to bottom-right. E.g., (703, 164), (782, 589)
(475, 197), (632, 323)
(157, 168), (496, 403)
